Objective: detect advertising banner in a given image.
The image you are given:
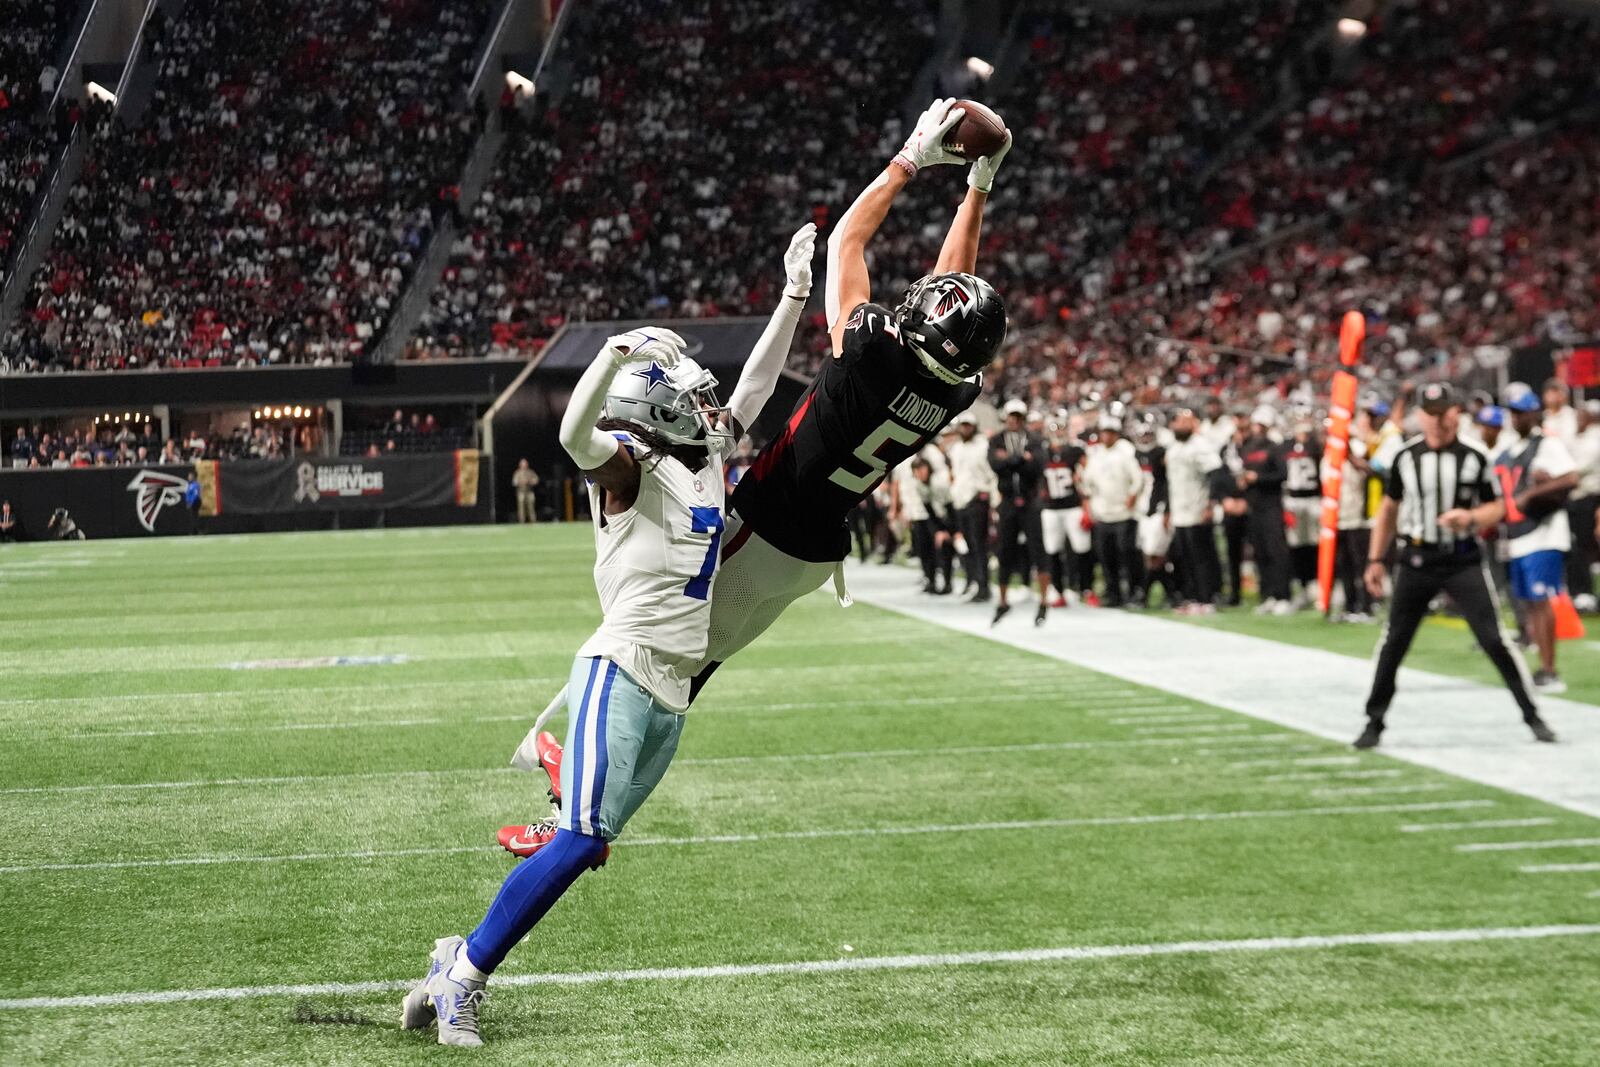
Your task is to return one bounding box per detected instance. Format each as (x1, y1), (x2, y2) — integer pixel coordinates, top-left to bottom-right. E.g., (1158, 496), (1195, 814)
(0, 452), (483, 540)
(210, 452), (478, 515)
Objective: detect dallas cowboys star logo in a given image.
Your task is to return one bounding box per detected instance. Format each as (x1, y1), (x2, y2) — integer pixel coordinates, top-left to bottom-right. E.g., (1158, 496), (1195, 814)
(632, 361), (672, 395)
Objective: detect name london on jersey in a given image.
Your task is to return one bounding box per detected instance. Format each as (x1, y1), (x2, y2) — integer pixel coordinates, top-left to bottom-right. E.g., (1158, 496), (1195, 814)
(887, 387), (951, 434)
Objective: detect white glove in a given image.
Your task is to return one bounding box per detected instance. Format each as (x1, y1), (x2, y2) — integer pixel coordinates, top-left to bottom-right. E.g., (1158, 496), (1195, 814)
(783, 222), (817, 299)
(967, 128), (1013, 194)
(892, 98), (966, 176)
(603, 327), (686, 368)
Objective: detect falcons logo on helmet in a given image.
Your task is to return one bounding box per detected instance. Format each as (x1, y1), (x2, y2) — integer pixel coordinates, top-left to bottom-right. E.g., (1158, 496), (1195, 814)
(127, 470), (188, 532)
(932, 282), (972, 320)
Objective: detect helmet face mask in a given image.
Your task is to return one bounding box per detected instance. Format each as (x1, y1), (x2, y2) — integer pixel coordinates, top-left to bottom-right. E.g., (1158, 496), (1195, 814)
(895, 272), (1007, 385)
(604, 358), (732, 452)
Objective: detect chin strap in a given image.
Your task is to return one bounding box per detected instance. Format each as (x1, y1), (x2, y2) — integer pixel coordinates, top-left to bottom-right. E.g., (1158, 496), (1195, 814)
(832, 561), (853, 607)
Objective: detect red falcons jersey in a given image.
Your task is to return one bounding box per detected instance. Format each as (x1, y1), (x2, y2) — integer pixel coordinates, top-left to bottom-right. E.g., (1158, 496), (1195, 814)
(731, 302), (982, 562)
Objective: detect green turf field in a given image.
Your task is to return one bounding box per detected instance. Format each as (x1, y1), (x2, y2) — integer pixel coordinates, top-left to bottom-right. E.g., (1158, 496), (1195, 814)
(2, 526), (1598, 1066)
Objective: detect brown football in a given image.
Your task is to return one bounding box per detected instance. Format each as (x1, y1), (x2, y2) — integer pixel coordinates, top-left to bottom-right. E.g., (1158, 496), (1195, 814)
(943, 99), (1008, 161)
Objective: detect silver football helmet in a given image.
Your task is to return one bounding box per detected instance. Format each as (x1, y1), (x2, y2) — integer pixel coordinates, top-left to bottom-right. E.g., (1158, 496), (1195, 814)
(604, 356), (731, 451)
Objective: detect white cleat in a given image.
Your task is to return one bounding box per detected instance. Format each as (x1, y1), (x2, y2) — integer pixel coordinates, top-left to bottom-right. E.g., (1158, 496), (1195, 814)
(401, 935), (488, 1047)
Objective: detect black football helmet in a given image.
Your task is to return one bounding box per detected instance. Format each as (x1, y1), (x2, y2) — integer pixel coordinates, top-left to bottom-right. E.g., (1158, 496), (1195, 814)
(894, 272), (1007, 385)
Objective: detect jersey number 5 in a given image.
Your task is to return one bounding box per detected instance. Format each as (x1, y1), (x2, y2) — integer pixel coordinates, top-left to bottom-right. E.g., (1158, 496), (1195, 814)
(683, 506), (724, 600)
(828, 419), (923, 494)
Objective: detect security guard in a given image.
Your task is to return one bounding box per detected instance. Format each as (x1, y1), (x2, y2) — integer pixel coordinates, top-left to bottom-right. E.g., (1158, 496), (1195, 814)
(1357, 382), (1557, 749)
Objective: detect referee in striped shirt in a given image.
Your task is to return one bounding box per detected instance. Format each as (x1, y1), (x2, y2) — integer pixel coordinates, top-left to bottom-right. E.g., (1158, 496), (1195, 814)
(1357, 382), (1557, 749)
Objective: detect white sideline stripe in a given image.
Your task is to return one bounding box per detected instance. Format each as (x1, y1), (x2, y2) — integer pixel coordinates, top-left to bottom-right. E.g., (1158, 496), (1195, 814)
(0, 801), (1494, 876)
(2, 923), (1593, 1011)
(1456, 838), (1600, 853)
(1, 734), (1305, 796)
(1313, 784), (1450, 797)
(1084, 705), (1195, 717)
(1399, 818), (1557, 833)
(1521, 863), (1600, 873)
(1265, 770), (1405, 782)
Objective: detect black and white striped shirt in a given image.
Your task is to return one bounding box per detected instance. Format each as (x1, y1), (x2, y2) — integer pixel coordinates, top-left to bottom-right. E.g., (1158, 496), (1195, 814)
(1384, 436), (1499, 554)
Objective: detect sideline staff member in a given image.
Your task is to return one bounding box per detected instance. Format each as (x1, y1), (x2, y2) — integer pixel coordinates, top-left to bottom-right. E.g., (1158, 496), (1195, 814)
(1357, 382), (1557, 749)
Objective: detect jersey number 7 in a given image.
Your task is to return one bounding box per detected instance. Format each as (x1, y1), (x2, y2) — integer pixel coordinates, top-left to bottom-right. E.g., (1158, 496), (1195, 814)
(683, 507), (724, 600)
(828, 419), (923, 494)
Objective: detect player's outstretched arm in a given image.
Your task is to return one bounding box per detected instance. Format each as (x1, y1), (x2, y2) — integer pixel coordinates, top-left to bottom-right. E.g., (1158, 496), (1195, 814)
(827, 99), (965, 356)
(935, 128), (1010, 275)
(559, 329), (685, 507)
(726, 223), (816, 436)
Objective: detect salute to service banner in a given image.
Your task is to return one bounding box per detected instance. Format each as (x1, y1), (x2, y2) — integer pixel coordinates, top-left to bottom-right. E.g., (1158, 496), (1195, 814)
(0, 451), (483, 540)
(198, 451), (480, 515)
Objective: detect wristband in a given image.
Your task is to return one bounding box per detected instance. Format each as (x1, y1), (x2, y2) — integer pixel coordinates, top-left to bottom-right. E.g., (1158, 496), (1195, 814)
(889, 154), (917, 178)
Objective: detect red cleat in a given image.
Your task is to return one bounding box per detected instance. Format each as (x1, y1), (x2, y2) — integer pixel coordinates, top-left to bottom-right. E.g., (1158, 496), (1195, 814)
(1050, 595), (1067, 608)
(496, 817), (609, 866)
(1085, 591), (1101, 608)
(535, 731), (563, 805)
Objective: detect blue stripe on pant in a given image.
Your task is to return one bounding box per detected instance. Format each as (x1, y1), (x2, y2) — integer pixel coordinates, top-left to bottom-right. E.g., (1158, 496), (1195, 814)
(559, 656), (685, 842)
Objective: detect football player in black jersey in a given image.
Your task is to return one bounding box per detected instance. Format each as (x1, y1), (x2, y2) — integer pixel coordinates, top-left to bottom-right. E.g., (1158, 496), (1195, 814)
(1133, 415), (1177, 608)
(1283, 415), (1324, 608)
(696, 97), (1009, 696)
(1040, 418), (1091, 607)
(496, 101), (1011, 854)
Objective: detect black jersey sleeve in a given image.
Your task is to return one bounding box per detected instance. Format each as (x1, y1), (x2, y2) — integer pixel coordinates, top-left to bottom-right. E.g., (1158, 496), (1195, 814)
(837, 303), (902, 370)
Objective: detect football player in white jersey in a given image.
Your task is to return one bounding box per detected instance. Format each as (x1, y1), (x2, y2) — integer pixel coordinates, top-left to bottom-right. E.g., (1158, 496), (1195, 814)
(400, 225), (815, 1047)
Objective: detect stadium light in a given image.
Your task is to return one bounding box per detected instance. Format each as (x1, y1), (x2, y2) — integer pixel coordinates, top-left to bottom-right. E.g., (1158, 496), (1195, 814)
(1337, 17), (1367, 39)
(505, 70), (535, 98)
(965, 56), (995, 81)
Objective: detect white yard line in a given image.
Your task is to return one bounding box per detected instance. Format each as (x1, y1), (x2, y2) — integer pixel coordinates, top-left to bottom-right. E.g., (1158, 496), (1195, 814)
(1229, 756), (1363, 769)
(1399, 818), (1557, 833)
(1134, 723), (1253, 735)
(1521, 863), (1600, 873)
(1106, 715), (1220, 726)
(0, 733), (1306, 797)
(1456, 838), (1600, 853)
(1, 922), (1593, 1011)
(0, 685), (1154, 737)
(1264, 770), (1406, 782)
(846, 564), (1600, 820)
(1313, 784), (1450, 797)
(0, 801), (1495, 877)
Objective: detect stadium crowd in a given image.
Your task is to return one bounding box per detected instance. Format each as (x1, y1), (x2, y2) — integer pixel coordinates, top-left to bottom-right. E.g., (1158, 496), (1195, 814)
(4, 420), (305, 468)
(409, 0), (939, 358)
(0, 1), (77, 287)
(4, 0), (490, 374)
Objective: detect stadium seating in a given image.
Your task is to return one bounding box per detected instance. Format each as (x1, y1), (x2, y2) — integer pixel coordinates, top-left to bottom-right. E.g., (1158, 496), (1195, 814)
(4, 0), (491, 374)
(1, 0), (1596, 422)
(0, 1), (78, 287)
(407, 0), (941, 359)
